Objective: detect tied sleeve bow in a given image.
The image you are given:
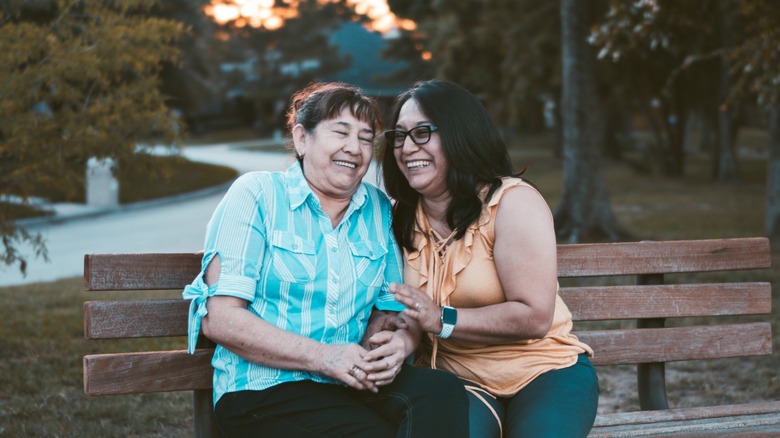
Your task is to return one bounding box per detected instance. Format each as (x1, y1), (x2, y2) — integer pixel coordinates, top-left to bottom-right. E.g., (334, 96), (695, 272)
(182, 272), (218, 354)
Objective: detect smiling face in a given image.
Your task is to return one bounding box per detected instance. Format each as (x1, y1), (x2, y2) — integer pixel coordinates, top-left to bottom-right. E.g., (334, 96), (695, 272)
(393, 99), (449, 200)
(293, 106), (375, 201)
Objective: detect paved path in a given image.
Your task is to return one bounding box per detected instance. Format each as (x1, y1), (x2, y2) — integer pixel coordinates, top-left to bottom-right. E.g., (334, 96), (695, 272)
(1, 141), (380, 287)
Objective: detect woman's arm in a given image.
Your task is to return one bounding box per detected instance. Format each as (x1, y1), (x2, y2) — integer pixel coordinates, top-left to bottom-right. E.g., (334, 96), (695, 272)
(359, 310), (422, 386)
(360, 310), (408, 350)
(201, 256), (380, 392)
(394, 185), (558, 344)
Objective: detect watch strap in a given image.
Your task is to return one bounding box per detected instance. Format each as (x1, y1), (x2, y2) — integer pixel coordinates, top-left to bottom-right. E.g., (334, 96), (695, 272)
(437, 322), (455, 339)
(436, 306), (457, 339)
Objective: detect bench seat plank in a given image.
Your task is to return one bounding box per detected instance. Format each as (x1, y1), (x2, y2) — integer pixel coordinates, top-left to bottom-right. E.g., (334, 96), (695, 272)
(578, 322), (772, 366)
(594, 401), (780, 427)
(591, 405), (780, 437)
(83, 349), (214, 396)
(591, 415), (780, 437)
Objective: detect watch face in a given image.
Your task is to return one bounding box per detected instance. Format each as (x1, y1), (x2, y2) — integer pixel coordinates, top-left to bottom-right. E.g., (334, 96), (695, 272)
(442, 306), (457, 325)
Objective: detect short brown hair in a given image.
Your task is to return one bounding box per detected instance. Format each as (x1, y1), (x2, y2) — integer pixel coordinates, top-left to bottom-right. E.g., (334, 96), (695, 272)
(286, 82), (382, 139)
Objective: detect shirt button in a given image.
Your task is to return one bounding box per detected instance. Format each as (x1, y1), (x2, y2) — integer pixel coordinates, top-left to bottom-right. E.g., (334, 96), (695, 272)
(331, 247), (337, 253)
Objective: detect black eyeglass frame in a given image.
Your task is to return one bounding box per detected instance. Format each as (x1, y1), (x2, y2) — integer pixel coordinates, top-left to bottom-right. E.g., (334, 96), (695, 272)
(384, 125), (439, 148)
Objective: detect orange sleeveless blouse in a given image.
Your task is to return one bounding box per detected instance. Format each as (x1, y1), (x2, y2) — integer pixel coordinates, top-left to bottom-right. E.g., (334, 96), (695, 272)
(405, 178), (593, 397)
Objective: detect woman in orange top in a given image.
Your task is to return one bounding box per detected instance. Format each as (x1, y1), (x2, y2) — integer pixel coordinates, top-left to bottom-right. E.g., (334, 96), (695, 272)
(378, 79), (599, 438)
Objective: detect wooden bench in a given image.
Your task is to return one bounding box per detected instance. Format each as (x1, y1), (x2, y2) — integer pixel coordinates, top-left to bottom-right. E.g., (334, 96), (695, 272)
(83, 237), (778, 437)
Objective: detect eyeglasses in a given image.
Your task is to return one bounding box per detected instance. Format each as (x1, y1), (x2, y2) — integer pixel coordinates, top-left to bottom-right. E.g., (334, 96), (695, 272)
(384, 125), (438, 148)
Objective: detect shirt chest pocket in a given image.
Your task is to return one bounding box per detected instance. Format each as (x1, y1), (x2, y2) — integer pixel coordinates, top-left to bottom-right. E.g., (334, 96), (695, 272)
(269, 232), (317, 283)
(349, 241), (388, 287)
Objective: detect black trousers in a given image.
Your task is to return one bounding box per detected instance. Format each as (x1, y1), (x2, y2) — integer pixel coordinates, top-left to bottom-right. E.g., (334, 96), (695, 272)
(214, 364), (469, 438)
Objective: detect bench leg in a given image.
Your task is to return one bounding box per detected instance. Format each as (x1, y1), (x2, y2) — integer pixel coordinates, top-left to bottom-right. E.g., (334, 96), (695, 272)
(194, 389), (221, 438)
(637, 360), (669, 410)
(636, 272), (670, 410)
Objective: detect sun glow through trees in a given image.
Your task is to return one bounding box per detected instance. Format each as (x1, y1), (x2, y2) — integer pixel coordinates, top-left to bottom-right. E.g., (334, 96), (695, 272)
(204, 0), (416, 33)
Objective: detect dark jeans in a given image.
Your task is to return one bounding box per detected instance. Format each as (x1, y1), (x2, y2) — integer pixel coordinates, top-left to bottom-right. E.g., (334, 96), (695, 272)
(467, 354), (599, 438)
(215, 364), (469, 438)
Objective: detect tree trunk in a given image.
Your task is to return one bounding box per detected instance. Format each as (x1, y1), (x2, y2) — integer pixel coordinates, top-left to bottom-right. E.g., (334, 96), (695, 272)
(555, 0), (629, 243)
(667, 99), (686, 175)
(700, 111), (715, 154)
(683, 110), (699, 154)
(716, 100), (739, 181)
(715, 0), (740, 182)
(767, 104), (780, 252)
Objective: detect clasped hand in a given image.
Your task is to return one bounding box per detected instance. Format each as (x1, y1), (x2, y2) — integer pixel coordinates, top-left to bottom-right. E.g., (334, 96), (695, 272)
(320, 313), (410, 393)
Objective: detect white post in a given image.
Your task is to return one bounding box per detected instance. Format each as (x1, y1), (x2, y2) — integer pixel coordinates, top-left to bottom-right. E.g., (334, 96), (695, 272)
(86, 157), (119, 208)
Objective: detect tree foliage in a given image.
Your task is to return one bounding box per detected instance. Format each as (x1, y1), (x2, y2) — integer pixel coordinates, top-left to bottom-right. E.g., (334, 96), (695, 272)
(590, 0), (727, 176)
(591, 0), (780, 246)
(0, 0), (184, 274)
(723, 0), (780, 248)
(205, 0), (361, 133)
(154, 0), (226, 129)
(213, 1), (357, 96)
(387, 0), (561, 133)
(725, 0), (780, 107)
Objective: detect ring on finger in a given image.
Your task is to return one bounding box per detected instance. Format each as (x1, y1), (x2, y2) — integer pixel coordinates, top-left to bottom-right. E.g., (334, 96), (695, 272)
(349, 365), (359, 377)
(414, 302), (422, 310)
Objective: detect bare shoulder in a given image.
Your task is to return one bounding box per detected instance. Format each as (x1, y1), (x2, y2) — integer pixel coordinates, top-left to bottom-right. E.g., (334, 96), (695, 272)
(494, 183), (554, 230)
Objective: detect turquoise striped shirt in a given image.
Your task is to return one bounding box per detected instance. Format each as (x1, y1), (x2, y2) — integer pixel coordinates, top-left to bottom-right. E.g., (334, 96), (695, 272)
(183, 162), (404, 406)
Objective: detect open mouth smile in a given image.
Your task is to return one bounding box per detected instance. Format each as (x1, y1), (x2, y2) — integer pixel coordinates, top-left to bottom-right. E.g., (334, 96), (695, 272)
(334, 160), (357, 169)
(406, 160), (432, 169)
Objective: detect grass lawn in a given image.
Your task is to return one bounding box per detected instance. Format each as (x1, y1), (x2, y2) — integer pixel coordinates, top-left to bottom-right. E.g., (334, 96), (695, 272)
(0, 282), (191, 437)
(0, 129), (778, 436)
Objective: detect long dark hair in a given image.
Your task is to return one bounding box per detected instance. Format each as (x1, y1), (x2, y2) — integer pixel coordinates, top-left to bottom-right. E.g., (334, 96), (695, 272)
(381, 79), (521, 252)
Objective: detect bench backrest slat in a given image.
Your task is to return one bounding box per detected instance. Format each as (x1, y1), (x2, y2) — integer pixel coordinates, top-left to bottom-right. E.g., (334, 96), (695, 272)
(82, 321), (771, 395)
(561, 282), (771, 321)
(83, 282), (772, 339)
(82, 238), (772, 292)
(83, 349), (214, 396)
(580, 322), (772, 366)
(556, 237), (770, 277)
(84, 299), (189, 339)
(84, 253), (202, 290)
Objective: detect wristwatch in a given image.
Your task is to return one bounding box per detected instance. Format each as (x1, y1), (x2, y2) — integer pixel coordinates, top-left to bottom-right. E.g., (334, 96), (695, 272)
(437, 306), (457, 339)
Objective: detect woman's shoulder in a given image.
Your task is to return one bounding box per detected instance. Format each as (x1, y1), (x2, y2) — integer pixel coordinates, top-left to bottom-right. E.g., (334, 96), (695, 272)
(484, 177), (553, 227)
(486, 177), (541, 207)
(223, 171), (284, 201)
(361, 181), (392, 206)
(232, 170), (269, 181)
(233, 170), (282, 187)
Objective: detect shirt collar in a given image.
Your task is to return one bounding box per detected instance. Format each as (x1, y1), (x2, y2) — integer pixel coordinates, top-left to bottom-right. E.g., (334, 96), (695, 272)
(284, 161), (369, 212)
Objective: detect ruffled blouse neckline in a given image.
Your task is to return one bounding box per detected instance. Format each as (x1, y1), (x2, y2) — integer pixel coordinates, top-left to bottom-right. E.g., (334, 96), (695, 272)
(405, 186), (493, 306)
